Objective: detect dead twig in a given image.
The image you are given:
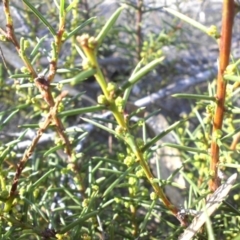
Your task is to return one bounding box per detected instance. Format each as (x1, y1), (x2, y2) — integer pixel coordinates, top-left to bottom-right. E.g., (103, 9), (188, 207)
(9, 92), (66, 199)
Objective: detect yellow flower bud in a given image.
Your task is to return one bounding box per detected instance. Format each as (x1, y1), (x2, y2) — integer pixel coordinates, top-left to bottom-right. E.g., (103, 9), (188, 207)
(115, 96), (124, 112)
(150, 192), (157, 200)
(88, 36), (97, 49)
(123, 156), (134, 166)
(20, 66), (29, 73)
(115, 125), (125, 135)
(128, 177), (137, 185)
(107, 82), (117, 92)
(0, 35), (7, 41)
(225, 64), (237, 75)
(97, 95), (108, 105)
(82, 199), (89, 208)
(207, 25), (220, 38)
(136, 169), (145, 178)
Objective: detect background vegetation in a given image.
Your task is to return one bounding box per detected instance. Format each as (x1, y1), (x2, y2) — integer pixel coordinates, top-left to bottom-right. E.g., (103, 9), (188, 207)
(0, 0), (240, 239)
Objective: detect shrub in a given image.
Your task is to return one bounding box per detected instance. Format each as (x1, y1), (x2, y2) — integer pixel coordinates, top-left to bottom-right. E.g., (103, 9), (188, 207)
(0, 0), (240, 239)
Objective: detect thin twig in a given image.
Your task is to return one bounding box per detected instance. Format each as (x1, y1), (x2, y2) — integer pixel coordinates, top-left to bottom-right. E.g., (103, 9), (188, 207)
(179, 173), (237, 240)
(1, 0), (85, 199)
(34, 76), (71, 159)
(47, 8), (65, 82)
(2, 0), (20, 49)
(9, 92), (66, 199)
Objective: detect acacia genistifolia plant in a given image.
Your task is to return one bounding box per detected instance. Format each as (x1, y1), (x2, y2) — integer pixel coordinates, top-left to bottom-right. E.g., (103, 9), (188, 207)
(0, 0), (240, 239)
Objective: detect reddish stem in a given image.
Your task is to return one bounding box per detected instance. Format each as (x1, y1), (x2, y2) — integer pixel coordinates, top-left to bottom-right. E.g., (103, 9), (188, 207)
(209, 0), (235, 191)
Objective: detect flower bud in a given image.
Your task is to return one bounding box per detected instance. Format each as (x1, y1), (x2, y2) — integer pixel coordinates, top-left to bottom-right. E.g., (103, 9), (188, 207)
(97, 94), (108, 105)
(207, 25), (220, 38)
(123, 156), (135, 166)
(88, 36), (97, 49)
(107, 82), (117, 92)
(225, 64), (237, 75)
(150, 192), (157, 200)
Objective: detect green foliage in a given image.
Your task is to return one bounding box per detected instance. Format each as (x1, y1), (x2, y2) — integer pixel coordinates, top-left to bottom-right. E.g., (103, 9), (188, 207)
(0, 0), (240, 239)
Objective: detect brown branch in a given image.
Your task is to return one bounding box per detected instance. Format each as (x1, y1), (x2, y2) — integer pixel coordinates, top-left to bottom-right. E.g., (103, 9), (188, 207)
(10, 111), (51, 198)
(9, 92), (66, 198)
(209, 0), (235, 191)
(34, 76), (72, 160)
(2, 0), (37, 77)
(35, 76), (85, 193)
(2, 0), (85, 201)
(51, 91), (72, 160)
(2, 0), (20, 49)
(47, 18), (65, 82)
